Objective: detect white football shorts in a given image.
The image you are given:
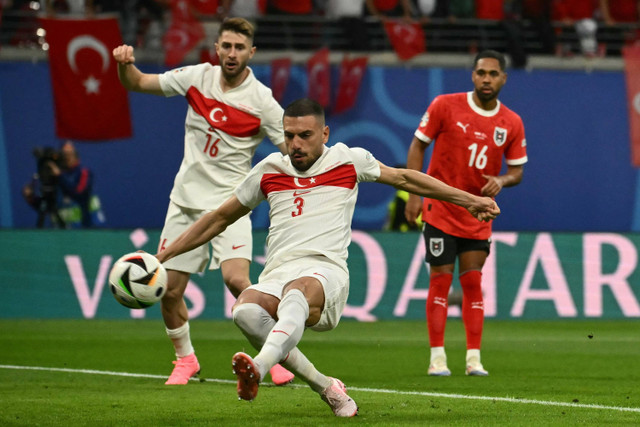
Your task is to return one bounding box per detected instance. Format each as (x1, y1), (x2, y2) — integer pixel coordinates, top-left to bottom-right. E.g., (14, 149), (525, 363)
(159, 200), (252, 273)
(252, 256), (349, 332)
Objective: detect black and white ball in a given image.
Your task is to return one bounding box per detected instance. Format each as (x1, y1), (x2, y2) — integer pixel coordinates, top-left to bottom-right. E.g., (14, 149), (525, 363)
(108, 252), (167, 309)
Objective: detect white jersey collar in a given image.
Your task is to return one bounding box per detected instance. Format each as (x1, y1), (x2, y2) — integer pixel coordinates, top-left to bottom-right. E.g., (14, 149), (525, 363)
(467, 91), (500, 117)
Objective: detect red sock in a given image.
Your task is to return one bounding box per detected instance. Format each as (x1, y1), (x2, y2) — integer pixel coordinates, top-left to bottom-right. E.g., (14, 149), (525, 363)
(426, 272), (453, 347)
(460, 270), (484, 350)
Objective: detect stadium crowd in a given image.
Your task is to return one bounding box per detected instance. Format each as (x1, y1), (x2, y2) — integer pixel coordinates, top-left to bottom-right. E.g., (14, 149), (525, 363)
(1, 0), (640, 61)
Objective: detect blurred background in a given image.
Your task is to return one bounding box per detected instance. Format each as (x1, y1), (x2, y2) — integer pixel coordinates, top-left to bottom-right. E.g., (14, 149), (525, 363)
(1, 0), (638, 232)
(1, 0), (639, 321)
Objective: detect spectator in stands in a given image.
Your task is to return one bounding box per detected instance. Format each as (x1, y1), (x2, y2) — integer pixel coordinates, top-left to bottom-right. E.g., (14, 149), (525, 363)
(553, 0), (599, 57)
(43, 0), (94, 16)
(263, 0), (318, 49)
(220, 0), (265, 21)
(267, 0), (313, 15)
(475, 0), (504, 20)
(92, 1), (166, 48)
(522, 0), (557, 54)
(190, 0), (224, 50)
(598, 0), (640, 46)
(365, 0), (413, 22)
(474, 0), (508, 59)
(599, 0), (639, 25)
(323, 0), (369, 50)
(414, 0), (449, 23)
(501, 0), (528, 68)
(446, 0), (474, 22)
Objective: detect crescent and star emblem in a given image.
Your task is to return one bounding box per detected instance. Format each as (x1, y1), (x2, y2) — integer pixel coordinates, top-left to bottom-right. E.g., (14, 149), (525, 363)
(209, 107), (228, 123)
(66, 35), (110, 95)
(294, 177), (316, 187)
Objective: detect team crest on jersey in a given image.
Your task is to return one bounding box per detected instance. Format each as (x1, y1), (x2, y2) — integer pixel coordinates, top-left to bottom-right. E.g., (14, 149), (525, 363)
(429, 238), (444, 257)
(494, 127), (507, 146)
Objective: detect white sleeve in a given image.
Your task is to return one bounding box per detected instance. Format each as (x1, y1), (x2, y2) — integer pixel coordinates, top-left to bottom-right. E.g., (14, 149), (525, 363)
(234, 160), (267, 209)
(261, 95), (285, 146)
(158, 63), (207, 97)
(350, 147), (381, 182)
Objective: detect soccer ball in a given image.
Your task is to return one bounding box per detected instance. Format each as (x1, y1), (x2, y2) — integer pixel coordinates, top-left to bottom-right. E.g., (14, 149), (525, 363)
(108, 252), (167, 309)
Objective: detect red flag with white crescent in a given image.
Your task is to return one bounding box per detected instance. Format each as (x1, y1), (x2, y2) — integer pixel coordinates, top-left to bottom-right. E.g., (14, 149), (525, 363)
(270, 57), (291, 103)
(307, 47), (331, 107)
(41, 17), (132, 140)
(623, 44), (640, 167)
(163, 0), (205, 67)
(383, 20), (426, 61)
(334, 55), (368, 114)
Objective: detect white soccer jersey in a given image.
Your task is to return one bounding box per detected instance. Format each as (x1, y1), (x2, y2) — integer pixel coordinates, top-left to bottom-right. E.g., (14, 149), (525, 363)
(159, 64), (285, 210)
(235, 143), (381, 275)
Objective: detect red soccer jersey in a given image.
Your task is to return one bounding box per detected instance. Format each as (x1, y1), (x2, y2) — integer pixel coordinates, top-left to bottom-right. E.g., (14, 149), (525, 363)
(414, 92), (528, 240)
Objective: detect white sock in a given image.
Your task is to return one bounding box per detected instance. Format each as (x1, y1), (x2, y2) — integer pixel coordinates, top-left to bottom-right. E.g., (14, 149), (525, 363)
(282, 348), (331, 393)
(430, 346), (446, 363)
(233, 302), (329, 391)
(166, 322), (194, 358)
(232, 303), (276, 351)
(254, 289), (309, 381)
(466, 349), (481, 362)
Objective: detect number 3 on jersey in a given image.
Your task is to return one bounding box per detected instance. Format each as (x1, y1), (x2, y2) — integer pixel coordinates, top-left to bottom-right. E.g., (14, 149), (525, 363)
(204, 127), (220, 158)
(292, 196), (304, 217)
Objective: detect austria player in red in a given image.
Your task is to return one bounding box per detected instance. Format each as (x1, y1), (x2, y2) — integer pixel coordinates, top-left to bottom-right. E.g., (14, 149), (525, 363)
(113, 18), (294, 386)
(155, 98), (500, 416)
(405, 50), (528, 376)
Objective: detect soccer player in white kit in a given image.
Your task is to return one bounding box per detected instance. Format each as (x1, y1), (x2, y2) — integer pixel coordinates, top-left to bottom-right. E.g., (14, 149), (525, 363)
(155, 98), (501, 417)
(112, 17), (294, 386)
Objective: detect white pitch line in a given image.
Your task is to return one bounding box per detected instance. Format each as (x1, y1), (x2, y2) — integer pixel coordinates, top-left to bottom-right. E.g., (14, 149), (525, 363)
(1, 364), (639, 414)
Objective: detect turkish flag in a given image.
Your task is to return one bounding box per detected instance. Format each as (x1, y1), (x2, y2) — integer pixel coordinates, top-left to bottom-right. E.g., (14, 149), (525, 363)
(163, 0), (205, 67)
(623, 44), (640, 167)
(333, 55), (368, 114)
(41, 17), (132, 140)
(383, 20), (426, 61)
(307, 47), (331, 107)
(270, 57), (291, 103)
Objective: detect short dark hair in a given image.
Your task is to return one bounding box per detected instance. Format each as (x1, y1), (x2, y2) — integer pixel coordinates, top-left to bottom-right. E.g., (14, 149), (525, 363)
(219, 17), (255, 43)
(473, 50), (506, 71)
(284, 98), (325, 125)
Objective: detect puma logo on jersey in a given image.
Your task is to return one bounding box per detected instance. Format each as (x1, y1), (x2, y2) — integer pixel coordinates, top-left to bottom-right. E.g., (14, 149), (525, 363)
(456, 122), (470, 133)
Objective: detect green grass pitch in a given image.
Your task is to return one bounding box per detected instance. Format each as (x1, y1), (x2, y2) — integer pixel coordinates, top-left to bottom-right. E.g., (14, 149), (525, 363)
(1, 318), (639, 425)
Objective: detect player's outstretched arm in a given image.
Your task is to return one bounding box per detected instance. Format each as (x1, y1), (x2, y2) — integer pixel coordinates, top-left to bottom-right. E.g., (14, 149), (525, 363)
(112, 44), (163, 95)
(155, 196), (252, 264)
(376, 162), (500, 222)
(404, 136), (428, 226)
